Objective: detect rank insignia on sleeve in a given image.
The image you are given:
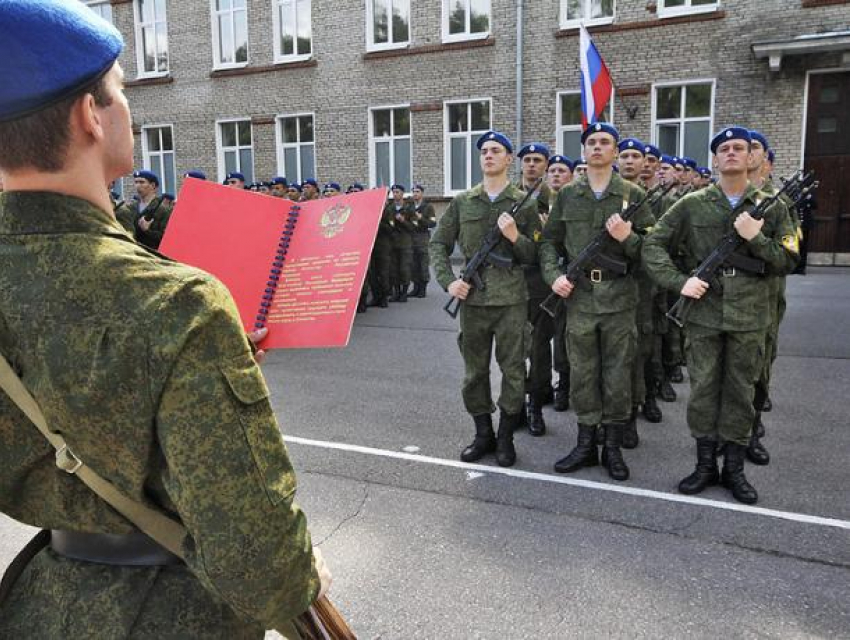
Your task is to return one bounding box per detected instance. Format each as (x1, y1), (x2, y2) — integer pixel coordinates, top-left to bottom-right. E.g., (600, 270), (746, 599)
(534, 230), (542, 242)
(782, 234), (799, 254)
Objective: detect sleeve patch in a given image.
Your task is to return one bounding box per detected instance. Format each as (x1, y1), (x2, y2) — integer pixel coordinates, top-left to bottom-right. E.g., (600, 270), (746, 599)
(782, 234), (800, 254)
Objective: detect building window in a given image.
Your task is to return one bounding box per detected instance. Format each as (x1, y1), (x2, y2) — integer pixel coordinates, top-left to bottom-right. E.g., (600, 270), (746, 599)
(443, 0), (490, 43)
(274, 0), (312, 62)
(653, 80), (714, 167)
(217, 119), (254, 184)
(657, 0), (718, 19)
(212, 0), (248, 68)
(370, 107), (411, 189)
(444, 99), (491, 194)
(134, 0), (169, 76)
(276, 114), (316, 183)
(142, 125), (176, 196)
(85, 0), (113, 23)
(367, 0), (410, 51)
(556, 91), (612, 160)
(560, 0), (614, 29)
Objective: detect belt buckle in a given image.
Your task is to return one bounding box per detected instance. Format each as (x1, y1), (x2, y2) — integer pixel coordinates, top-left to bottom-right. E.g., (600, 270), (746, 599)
(722, 266), (736, 277)
(590, 269), (603, 284)
(56, 445), (83, 474)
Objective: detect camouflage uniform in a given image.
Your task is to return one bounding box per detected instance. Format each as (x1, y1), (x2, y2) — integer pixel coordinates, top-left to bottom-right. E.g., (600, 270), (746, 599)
(0, 192), (319, 638)
(410, 200), (436, 294)
(430, 183), (540, 417)
(112, 197), (136, 235)
(368, 205), (394, 306)
(642, 184), (798, 445)
(386, 200), (415, 299)
(133, 195), (173, 250)
(540, 173), (654, 428)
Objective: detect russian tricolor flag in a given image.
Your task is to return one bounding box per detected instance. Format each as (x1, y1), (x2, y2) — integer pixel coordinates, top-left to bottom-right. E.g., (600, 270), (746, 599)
(579, 25), (613, 129)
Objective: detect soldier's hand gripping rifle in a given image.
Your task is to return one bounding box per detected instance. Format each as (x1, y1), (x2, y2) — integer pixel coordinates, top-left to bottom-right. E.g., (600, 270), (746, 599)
(443, 178), (543, 318)
(539, 182), (674, 318)
(666, 170), (811, 328)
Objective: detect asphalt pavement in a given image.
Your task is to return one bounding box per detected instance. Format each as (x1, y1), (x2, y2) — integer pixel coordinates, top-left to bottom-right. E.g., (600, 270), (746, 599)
(2, 267), (849, 639)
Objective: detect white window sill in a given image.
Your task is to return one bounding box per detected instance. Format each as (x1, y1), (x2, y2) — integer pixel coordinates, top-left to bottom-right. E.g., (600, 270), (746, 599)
(213, 61), (250, 71)
(273, 53), (314, 65)
(657, 4), (719, 20)
(559, 16), (615, 30)
(366, 41), (411, 53)
(441, 31), (490, 45)
(135, 71), (170, 80)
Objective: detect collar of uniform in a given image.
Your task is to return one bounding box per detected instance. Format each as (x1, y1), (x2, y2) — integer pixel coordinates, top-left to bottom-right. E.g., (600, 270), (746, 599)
(705, 182), (761, 209)
(470, 182), (520, 204)
(574, 170), (625, 200)
(0, 191), (121, 235)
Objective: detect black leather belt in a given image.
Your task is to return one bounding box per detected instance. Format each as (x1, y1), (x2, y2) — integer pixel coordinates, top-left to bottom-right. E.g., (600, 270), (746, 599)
(584, 268), (626, 283)
(50, 530), (183, 566)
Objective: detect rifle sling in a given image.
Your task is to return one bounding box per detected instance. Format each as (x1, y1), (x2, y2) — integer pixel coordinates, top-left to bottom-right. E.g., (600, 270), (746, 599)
(723, 252), (766, 275)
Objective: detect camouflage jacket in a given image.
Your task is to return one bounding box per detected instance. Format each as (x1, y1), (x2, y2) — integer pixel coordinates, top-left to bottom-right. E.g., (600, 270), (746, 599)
(430, 182), (540, 306)
(0, 192), (318, 636)
(642, 183), (799, 332)
(384, 200), (416, 248)
(540, 172), (655, 315)
(134, 195), (173, 250)
(411, 201), (437, 234)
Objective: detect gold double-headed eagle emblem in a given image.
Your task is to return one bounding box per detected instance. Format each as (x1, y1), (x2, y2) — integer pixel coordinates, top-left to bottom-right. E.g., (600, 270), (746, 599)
(319, 203), (352, 238)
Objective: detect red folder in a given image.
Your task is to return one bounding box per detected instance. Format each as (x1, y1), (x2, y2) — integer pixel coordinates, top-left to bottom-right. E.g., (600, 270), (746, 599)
(159, 179), (386, 349)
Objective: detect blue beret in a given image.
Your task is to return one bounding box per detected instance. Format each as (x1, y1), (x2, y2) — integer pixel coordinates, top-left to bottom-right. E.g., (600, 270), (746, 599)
(133, 170), (159, 186)
(0, 0), (123, 123)
(672, 156), (685, 168)
(289, 182), (302, 192)
(518, 143), (550, 159)
(390, 183), (406, 192)
(748, 130), (770, 151)
(270, 176), (288, 186)
(659, 154), (678, 167)
(698, 167), (712, 178)
(581, 122), (619, 144)
(548, 155), (574, 171)
(323, 182), (341, 192)
(643, 144), (661, 159)
(710, 126), (751, 154)
(618, 138), (646, 155)
(348, 182), (365, 192)
(226, 172), (245, 182)
(681, 157), (698, 170)
(302, 178), (318, 188)
(412, 183), (425, 191)
(767, 149), (776, 163)
(183, 170), (206, 181)
(477, 130), (514, 154)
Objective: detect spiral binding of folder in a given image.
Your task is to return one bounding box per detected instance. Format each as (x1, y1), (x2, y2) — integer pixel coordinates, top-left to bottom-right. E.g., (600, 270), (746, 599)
(254, 204), (301, 330)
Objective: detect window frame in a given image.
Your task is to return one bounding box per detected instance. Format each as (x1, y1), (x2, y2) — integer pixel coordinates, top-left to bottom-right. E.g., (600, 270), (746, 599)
(275, 112), (317, 184)
(555, 89), (615, 159)
(210, 0), (250, 70)
(559, 0), (615, 30)
(442, 0), (491, 44)
(133, 0), (170, 78)
(216, 118), (255, 184)
(84, 0), (114, 23)
(366, 0), (411, 52)
(140, 124), (177, 197)
(650, 78), (716, 167)
(657, 0), (719, 20)
(443, 97), (493, 197)
(272, 0), (313, 64)
(368, 104), (413, 190)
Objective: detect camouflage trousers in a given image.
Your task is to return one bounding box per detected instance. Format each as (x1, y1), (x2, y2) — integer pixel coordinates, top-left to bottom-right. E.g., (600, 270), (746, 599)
(685, 324), (765, 446)
(458, 303), (529, 416)
(755, 276), (786, 409)
(566, 308), (636, 425)
(411, 235), (431, 284)
(525, 297), (556, 398)
(369, 239), (391, 301)
(631, 277), (657, 405)
(390, 245), (413, 287)
(662, 290), (684, 370)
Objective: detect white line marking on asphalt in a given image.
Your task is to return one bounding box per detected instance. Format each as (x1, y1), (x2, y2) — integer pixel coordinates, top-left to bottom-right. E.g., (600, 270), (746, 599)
(402, 445), (420, 453)
(466, 471), (485, 480)
(287, 436), (850, 531)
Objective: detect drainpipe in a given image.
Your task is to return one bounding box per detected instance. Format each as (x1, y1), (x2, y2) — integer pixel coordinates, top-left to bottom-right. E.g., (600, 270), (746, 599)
(515, 0), (524, 179)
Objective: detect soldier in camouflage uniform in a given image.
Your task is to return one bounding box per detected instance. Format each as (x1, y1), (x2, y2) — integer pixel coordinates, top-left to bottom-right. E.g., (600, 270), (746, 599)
(368, 192), (394, 308)
(431, 130), (540, 467)
(131, 169), (173, 250)
(410, 183), (436, 298)
(516, 143), (555, 436)
(0, 3), (329, 636)
(643, 127), (798, 504)
(541, 123), (654, 482)
(386, 184), (415, 302)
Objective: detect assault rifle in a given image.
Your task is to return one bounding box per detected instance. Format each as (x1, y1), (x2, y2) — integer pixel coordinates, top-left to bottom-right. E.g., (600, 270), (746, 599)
(539, 182), (674, 318)
(666, 170), (811, 328)
(443, 178), (543, 318)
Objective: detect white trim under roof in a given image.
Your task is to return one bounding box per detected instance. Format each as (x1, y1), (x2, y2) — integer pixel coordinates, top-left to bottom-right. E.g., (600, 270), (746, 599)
(752, 31), (850, 72)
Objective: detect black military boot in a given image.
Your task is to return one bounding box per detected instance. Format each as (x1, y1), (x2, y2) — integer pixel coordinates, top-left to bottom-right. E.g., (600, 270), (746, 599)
(389, 285), (401, 302)
(659, 372), (677, 402)
(527, 394), (546, 437)
(721, 442), (758, 504)
(622, 406), (639, 449)
(754, 416), (765, 438)
(678, 437), (720, 495)
(746, 415), (770, 465)
(417, 282), (428, 298)
(642, 392), (663, 423)
(398, 283), (408, 302)
(356, 300), (367, 313)
(553, 375), (570, 412)
(496, 411), (518, 467)
(554, 424), (599, 473)
(762, 396), (772, 412)
(669, 365), (684, 383)
(601, 423), (630, 481)
(460, 414), (496, 462)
